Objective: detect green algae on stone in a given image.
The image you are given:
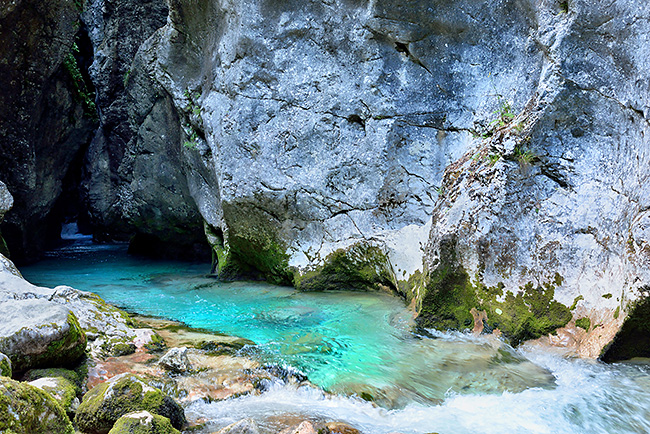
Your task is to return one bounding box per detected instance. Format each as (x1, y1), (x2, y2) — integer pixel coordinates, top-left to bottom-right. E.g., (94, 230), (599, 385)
(75, 373), (185, 434)
(0, 376), (74, 434)
(28, 376), (79, 416)
(418, 240), (572, 345)
(575, 317), (591, 331)
(109, 411), (180, 434)
(0, 352), (11, 377)
(23, 368), (82, 393)
(295, 243), (396, 292)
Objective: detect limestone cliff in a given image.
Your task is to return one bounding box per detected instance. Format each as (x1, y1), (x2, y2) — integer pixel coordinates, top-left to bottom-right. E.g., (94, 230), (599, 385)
(0, 0), (97, 262)
(1, 0), (649, 357)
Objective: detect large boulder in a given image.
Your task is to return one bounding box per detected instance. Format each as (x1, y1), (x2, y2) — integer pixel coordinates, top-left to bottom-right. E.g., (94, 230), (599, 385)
(74, 373), (185, 434)
(0, 376), (74, 434)
(0, 299), (86, 372)
(108, 411), (180, 434)
(0, 252), (138, 358)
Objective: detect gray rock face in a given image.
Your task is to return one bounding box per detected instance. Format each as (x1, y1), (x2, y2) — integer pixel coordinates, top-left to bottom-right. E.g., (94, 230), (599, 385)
(79, 0), (209, 258)
(0, 299), (86, 372)
(0, 0), (96, 262)
(23, 0), (647, 355)
(418, 0), (650, 355)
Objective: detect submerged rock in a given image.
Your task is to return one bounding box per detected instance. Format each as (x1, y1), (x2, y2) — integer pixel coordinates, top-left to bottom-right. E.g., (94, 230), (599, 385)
(108, 411), (180, 434)
(75, 373), (185, 434)
(0, 376), (74, 434)
(0, 299), (86, 372)
(279, 421), (317, 434)
(215, 418), (261, 434)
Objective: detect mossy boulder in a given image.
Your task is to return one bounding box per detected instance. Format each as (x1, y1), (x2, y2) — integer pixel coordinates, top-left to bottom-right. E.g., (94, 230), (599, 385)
(295, 243), (396, 291)
(0, 352), (11, 377)
(28, 376), (80, 416)
(101, 336), (137, 357)
(0, 376), (74, 434)
(75, 373), (185, 434)
(22, 367), (82, 391)
(0, 299), (86, 373)
(108, 411), (180, 434)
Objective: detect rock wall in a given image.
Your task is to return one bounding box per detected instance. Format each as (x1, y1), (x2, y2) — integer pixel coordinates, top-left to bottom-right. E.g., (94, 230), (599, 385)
(0, 0), (97, 262)
(74, 0), (650, 354)
(79, 0), (210, 258)
(1, 0), (649, 356)
(419, 0), (650, 356)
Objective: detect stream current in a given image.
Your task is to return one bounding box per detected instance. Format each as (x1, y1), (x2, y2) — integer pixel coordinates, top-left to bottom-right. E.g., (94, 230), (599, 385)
(20, 240), (650, 434)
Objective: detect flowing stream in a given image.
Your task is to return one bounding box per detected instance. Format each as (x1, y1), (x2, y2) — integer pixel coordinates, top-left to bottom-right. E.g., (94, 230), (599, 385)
(20, 240), (650, 434)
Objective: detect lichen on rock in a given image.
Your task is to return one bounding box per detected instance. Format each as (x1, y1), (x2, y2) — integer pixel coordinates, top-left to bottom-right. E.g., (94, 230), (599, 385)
(0, 376), (74, 434)
(108, 411), (180, 434)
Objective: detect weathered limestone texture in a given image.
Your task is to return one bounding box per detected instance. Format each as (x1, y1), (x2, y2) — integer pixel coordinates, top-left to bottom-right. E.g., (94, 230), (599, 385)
(80, 0), (209, 258)
(0, 0), (96, 262)
(76, 0), (650, 354)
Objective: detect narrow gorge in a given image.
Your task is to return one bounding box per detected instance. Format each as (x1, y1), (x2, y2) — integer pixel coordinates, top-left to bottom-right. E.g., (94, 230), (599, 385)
(1, 0), (650, 433)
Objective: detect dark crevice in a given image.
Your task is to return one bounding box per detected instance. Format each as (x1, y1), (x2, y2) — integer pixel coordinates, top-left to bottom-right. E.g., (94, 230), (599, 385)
(601, 288), (650, 362)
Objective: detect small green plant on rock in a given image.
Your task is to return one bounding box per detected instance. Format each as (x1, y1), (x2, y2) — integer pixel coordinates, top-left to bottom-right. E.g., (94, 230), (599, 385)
(183, 129), (199, 149)
(63, 43), (98, 120)
(488, 153), (501, 166)
(514, 145), (536, 165)
(490, 97), (515, 129)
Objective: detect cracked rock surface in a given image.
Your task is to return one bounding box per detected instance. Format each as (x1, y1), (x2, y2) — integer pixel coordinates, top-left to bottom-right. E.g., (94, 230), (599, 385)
(74, 0), (650, 354)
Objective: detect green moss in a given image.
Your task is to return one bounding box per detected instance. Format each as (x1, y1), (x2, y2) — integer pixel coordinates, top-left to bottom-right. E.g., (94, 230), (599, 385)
(570, 295), (584, 310)
(109, 412), (180, 434)
(101, 336), (136, 357)
(12, 312), (86, 373)
(30, 376), (78, 416)
(23, 368), (81, 393)
(0, 353), (11, 377)
(575, 317), (591, 331)
(418, 258), (572, 345)
(75, 374), (185, 433)
(0, 377), (74, 434)
(602, 293), (613, 299)
(614, 306), (621, 319)
(294, 243), (395, 292)
(144, 333), (167, 353)
(213, 233), (292, 285)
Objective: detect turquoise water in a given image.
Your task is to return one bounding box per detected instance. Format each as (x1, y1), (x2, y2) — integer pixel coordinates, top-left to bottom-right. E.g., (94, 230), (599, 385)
(20, 241), (650, 433)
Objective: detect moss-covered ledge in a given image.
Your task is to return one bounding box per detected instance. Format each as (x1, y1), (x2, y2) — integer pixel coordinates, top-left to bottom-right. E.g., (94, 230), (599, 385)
(294, 243), (397, 292)
(417, 236), (571, 345)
